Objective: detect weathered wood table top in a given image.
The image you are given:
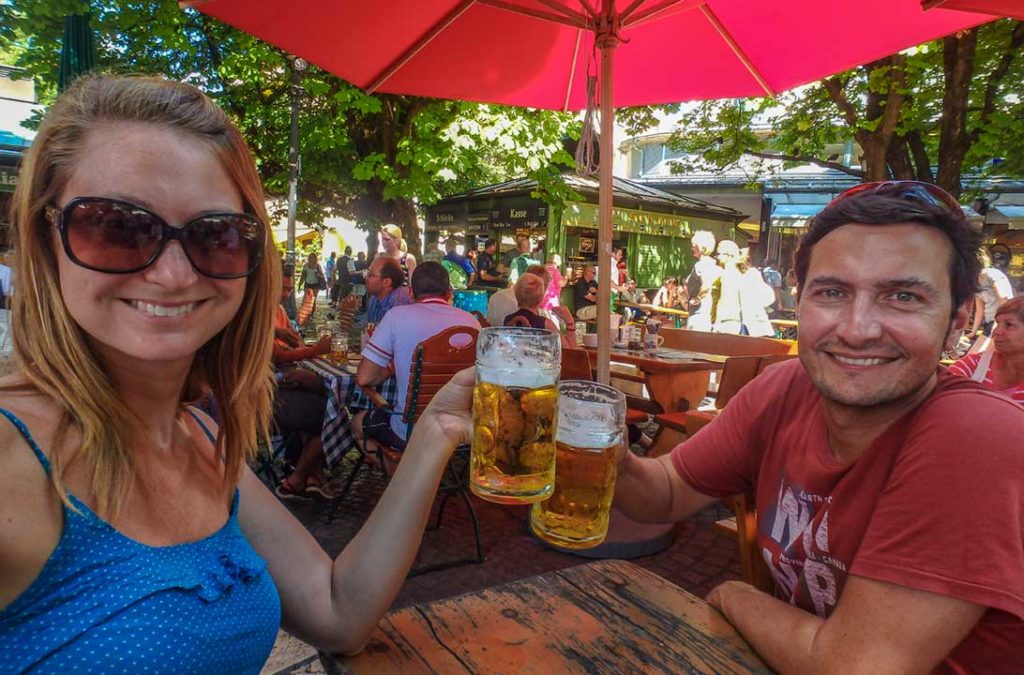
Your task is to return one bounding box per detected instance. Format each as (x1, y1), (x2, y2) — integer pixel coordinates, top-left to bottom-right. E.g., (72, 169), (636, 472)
(322, 559), (770, 674)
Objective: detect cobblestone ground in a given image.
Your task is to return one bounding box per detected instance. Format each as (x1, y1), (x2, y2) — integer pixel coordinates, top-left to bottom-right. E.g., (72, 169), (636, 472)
(262, 293), (741, 673)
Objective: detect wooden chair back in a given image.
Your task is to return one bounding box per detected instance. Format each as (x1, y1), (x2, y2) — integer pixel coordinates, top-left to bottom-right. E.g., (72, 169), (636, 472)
(714, 355), (765, 410)
(757, 353), (797, 375)
(335, 295), (360, 343)
(402, 325), (479, 429)
(723, 494), (775, 594)
(560, 347), (594, 381)
(470, 310), (490, 328)
(660, 328), (796, 356)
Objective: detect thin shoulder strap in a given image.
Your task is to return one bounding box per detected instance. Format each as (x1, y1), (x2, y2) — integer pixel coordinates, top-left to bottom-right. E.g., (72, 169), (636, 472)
(0, 407), (52, 475)
(184, 407), (217, 444)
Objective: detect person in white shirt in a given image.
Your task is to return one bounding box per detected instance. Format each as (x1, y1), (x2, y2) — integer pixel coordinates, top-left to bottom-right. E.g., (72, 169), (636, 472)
(355, 262), (480, 451)
(970, 248), (1015, 354)
(486, 262), (550, 328)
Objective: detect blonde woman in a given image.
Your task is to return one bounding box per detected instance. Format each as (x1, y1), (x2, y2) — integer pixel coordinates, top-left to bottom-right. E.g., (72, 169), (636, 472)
(377, 223), (416, 284)
(0, 75), (474, 671)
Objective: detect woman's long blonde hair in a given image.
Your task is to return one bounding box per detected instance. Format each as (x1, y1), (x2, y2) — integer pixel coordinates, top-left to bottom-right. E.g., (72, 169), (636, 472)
(380, 223), (408, 253)
(7, 74), (279, 518)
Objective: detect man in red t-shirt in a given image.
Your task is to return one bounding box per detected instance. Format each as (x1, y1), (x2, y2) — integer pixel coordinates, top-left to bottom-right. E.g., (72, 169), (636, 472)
(614, 182), (1024, 673)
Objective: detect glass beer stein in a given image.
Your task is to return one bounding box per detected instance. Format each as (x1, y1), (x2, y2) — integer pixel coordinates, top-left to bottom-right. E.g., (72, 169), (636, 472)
(530, 380), (625, 548)
(470, 327), (561, 504)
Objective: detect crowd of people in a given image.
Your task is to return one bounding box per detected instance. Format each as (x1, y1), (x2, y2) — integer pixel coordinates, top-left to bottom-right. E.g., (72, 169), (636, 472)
(1, 73), (1022, 674)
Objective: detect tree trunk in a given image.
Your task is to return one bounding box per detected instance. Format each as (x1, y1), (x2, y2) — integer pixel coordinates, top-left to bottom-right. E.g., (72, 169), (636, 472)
(935, 30), (978, 198)
(391, 198), (421, 258)
(886, 136), (916, 180)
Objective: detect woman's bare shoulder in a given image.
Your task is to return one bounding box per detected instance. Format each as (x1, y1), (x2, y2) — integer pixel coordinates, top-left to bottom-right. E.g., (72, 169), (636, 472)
(0, 380), (67, 609)
(0, 378), (64, 463)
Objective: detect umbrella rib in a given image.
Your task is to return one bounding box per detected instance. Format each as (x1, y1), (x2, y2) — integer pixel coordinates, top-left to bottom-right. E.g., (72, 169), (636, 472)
(921, 0), (950, 8)
(617, 0), (649, 25)
(366, 0), (478, 93)
(563, 28), (584, 111)
(621, 0), (695, 28)
(536, 0), (591, 24)
(699, 3), (776, 97)
(480, 0), (590, 28)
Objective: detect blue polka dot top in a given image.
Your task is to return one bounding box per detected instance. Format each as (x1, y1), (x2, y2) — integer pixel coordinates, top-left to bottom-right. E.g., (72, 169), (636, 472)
(0, 408), (281, 674)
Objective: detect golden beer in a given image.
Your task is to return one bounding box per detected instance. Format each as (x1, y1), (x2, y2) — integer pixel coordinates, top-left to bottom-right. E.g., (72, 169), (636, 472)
(530, 380), (625, 548)
(530, 441), (618, 548)
(470, 382), (557, 503)
(470, 327), (561, 504)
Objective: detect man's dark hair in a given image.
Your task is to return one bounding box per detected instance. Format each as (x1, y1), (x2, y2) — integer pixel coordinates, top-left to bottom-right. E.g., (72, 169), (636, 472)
(763, 258), (777, 268)
(484, 238), (497, 250)
(794, 192), (981, 314)
(378, 257), (404, 289)
(411, 261), (450, 298)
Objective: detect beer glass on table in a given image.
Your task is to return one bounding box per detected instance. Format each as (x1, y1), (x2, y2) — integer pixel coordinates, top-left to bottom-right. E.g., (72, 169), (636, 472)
(530, 381), (625, 549)
(470, 327), (561, 504)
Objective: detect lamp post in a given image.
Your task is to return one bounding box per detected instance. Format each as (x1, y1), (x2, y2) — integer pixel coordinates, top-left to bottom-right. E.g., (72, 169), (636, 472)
(285, 56), (307, 273)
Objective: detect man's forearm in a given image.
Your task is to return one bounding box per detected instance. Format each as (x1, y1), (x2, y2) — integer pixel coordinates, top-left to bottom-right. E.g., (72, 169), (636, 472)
(709, 581), (823, 673)
(613, 452), (677, 523)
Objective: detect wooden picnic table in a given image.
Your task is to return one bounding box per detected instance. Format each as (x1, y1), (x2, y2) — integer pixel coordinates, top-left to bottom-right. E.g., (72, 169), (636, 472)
(588, 346), (726, 413)
(322, 559), (769, 674)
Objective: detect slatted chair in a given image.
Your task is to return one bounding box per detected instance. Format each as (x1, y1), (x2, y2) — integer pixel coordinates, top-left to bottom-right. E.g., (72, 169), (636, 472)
(327, 324), (484, 575)
(648, 354), (765, 457)
(718, 493), (774, 593)
(470, 310), (490, 328)
(333, 294), (360, 345)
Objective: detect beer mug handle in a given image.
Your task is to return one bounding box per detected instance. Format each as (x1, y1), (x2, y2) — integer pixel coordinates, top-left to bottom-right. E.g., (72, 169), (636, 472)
(656, 335), (665, 347)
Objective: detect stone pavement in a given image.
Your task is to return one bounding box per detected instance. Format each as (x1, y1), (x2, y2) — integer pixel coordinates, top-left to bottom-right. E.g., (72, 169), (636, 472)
(259, 450), (741, 674)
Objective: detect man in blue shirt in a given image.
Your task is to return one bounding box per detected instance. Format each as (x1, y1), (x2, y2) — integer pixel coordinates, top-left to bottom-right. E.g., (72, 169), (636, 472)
(365, 257), (412, 325)
(443, 237), (476, 287)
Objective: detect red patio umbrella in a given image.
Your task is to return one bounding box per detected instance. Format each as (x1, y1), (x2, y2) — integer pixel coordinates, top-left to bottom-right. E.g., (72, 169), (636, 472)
(923, 0), (1024, 20)
(182, 0), (995, 382)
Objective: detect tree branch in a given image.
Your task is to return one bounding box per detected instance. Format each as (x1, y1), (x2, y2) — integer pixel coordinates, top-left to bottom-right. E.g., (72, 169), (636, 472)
(968, 20), (1024, 145)
(744, 150), (865, 177)
(822, 76), (859, 129)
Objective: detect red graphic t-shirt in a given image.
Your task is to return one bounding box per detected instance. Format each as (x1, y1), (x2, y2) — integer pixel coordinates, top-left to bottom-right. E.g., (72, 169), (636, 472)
(672, 359), (1024, 673)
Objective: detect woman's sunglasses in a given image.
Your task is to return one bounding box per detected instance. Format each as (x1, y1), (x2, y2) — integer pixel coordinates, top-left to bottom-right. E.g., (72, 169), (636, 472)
(46, 196), (265, 279)
(829, 180), (964, 215)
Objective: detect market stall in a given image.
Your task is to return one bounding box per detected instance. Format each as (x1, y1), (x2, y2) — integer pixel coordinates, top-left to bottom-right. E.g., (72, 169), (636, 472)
(425, 175), (745, 292)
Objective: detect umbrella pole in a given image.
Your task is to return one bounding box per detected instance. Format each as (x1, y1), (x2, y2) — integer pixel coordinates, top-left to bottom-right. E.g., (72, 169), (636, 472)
(595, 24), (617, 385)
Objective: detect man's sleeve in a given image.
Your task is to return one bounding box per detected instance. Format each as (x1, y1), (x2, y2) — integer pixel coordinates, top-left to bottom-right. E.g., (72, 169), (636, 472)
(670, 366), (787, 498)
(852, 390), (1024, 621)
(572, 281), (586, 305)
(364, 312), (397, 368)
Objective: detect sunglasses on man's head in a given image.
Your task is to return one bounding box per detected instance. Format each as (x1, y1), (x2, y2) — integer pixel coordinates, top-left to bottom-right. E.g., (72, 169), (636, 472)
(829, 180), (964, 216)
(46, 196), (265, 279)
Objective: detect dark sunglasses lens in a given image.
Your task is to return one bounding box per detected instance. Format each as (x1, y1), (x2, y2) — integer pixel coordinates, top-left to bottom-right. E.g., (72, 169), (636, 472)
(183, 215), (263, 278)
(64, 200), (163, 272)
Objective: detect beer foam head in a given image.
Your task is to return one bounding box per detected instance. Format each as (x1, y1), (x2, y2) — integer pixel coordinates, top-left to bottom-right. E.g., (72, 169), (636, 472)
(556, 382), (624, 448)
(476, 327), (560, 387)
(477, 359), (557, 388)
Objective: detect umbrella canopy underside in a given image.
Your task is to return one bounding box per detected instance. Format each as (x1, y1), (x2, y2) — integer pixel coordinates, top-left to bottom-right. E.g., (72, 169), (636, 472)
(184, 0), (991, 110)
